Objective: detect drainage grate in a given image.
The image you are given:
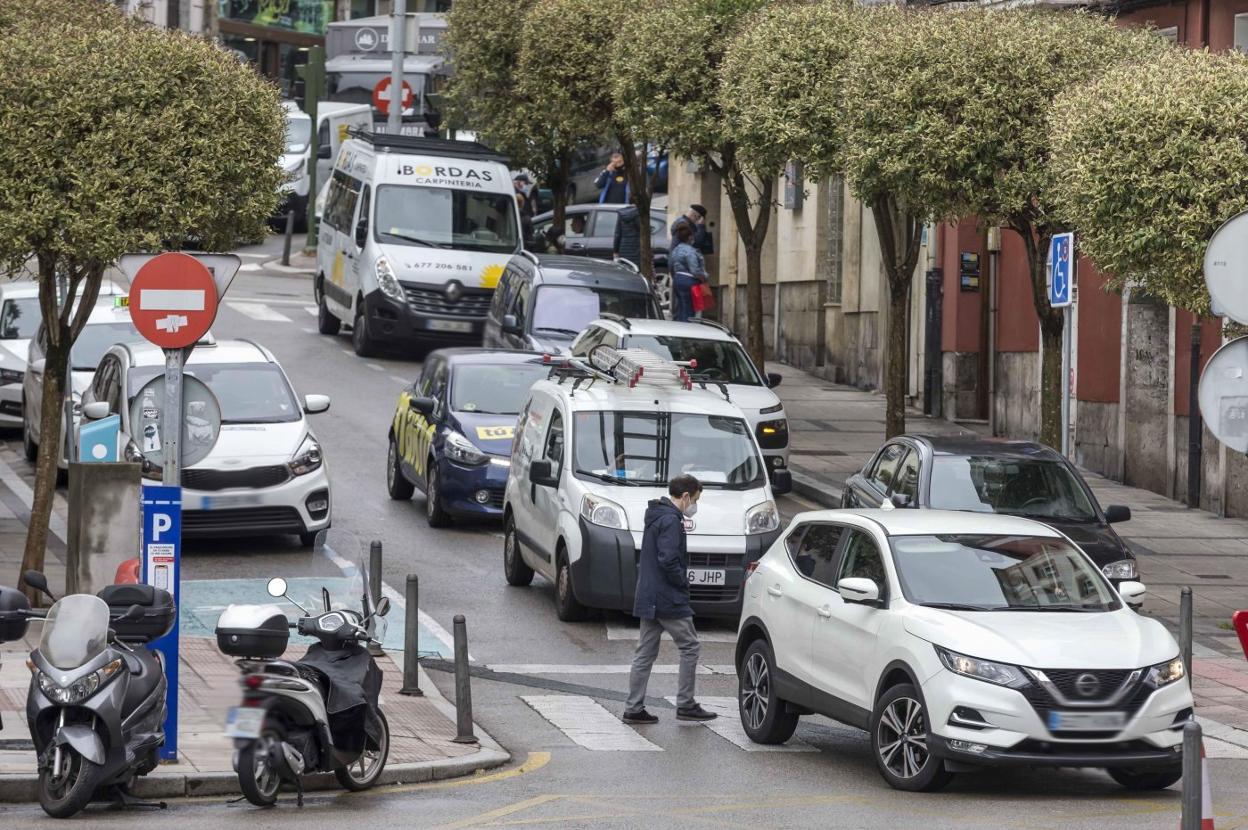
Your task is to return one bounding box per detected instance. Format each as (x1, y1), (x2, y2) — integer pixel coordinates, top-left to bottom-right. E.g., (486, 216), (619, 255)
(1195, 574), (1231, 579)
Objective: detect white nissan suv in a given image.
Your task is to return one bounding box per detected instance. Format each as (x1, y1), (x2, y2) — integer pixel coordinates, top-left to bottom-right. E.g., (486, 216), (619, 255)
(736, 508), (1191, 792)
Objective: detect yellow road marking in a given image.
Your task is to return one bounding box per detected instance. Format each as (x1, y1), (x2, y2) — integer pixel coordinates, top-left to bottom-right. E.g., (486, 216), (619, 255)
(359, 750), (553, 798)
(436, 794), (564, 830)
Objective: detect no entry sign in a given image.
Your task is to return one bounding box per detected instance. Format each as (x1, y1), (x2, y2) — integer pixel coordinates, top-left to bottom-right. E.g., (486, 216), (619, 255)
(372, 76), (413, 117)
(128, 252), (219, 349)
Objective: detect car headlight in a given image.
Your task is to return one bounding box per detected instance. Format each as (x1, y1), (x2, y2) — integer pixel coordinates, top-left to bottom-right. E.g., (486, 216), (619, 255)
(38, 659), (123, 704)
(289, 435), (323, 476)
(0, 368), (23, 385)
(935, 646), (1030, 689)
(1144, 657), (1185, 689)
(745, 500), (779, 535)
(581, 494), (628, 530)
(759, 403), (783, 415)
(376, 257), (405, 303)
(445, 430), (489, 466)
(1103, 559), (1137, 580)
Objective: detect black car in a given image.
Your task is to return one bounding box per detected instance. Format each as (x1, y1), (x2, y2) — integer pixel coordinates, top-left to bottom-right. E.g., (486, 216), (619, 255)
(842, 434), (1138, 583)
(531, 205), (669, 271)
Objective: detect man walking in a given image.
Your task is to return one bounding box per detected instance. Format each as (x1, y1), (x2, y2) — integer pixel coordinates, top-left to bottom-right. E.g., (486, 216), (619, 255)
(623, 474), (716, 724)
(670, 203), (713, 256)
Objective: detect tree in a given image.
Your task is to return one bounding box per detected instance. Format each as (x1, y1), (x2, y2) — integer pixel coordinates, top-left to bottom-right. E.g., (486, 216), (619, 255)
(1049, 46), (1248, 317)
(0, 3), (284, 594)
(442, 0), (577, 247)
(613, 0), (771, 367)
(848, 7), (1164, 446)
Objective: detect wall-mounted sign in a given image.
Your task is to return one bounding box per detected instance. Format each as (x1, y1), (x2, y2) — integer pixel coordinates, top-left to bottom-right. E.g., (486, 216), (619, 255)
(783, 160), (803, 211)
(218, 0), (333, 35)
(959, 251), (980, 291)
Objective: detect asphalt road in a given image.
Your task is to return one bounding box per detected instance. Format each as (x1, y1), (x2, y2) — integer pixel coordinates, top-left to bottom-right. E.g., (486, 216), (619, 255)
(4, 239), (1246, 828)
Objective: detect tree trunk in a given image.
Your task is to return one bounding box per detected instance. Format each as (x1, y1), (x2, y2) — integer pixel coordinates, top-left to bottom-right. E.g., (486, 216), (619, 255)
(743, 241), (765, 368)
(618, 134), (654, 281)
(1013, 222), (1062, 449)
(19, 336), (67, 602)
(717, 149), (773, 371)
(548, 148), (571, 254)
(869, 197), (924, 439)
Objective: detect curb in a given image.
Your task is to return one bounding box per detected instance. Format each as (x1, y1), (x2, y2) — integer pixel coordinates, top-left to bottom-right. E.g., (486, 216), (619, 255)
(790, 470), (842, 509)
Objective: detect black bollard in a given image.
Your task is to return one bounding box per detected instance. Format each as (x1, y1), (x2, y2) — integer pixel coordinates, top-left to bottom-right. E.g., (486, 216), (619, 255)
(399, 574), (422, 696)
(1180, 719), (1202, 830)
(451, 615), (477, 744)
(281, 210), (295, 266)
(1179, 586), (1193, 685)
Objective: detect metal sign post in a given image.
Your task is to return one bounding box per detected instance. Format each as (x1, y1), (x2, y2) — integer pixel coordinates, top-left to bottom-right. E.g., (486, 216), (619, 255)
(1048, 232), (1076, 456)
(388, 0), (408, 134)
(1201, 213), (1248, 457)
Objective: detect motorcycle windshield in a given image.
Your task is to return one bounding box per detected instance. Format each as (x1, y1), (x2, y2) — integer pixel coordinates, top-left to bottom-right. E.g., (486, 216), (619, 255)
(39, 594), (110, 670)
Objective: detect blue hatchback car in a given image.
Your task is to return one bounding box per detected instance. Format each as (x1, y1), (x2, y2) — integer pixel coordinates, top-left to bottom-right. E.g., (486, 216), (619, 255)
(387, 349), (550, 526)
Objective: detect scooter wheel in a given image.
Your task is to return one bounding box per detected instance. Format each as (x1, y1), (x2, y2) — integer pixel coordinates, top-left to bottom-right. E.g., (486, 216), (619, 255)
(334, 710), (389, 791)
(237, 729), (284, 807)
(38, 746), (102, 818)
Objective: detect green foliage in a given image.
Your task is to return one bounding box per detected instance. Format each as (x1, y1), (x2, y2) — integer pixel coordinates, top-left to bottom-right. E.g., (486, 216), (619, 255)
(1049, 47), (1248, 315)
(720, 0), (865, 179)
(0, 3), (285, 274)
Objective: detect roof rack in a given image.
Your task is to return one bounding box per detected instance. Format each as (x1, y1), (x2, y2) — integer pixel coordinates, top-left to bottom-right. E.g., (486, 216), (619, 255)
(345, 128), (509, 163)
(598, 312), (631, 330)
(518, 249), (541, 266)
(545, 345), (694, 392)
(615, 258), (640, 274)
(689, 318), (732, 334)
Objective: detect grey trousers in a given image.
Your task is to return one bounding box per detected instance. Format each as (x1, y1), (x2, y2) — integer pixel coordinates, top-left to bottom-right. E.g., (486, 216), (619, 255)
(625, 616), (700, 712)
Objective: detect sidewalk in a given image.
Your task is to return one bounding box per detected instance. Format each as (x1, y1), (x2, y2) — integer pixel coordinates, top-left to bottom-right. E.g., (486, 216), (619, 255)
(772, 363), (1248, 741)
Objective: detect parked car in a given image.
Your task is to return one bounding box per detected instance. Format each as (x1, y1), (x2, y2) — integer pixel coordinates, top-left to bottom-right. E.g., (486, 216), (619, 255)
(841, 435), (1138, 584)
(736, 508), (1189, 792)
(80, 339), (331, 546)
(531, 204), (669, 272)
(571, 317), (789, 480)
(386, 348), (550, 526)
(482, 254), (661, 355)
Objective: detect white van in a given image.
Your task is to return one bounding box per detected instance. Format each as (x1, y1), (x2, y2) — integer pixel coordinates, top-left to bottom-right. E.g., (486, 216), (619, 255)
(502, 347), (792, 621)
(279, 101), (372, 231)
(315, 132), (521, 357)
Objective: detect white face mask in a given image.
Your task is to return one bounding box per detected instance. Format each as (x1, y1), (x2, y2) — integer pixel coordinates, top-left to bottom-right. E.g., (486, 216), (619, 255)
(682, 500), (698, 518)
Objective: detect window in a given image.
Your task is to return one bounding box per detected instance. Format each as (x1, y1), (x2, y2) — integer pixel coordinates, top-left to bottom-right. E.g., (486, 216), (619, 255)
(869, 443), (906, 493)
(927, 454), (1097, 521)
(1158, 25), (1180, 43)
(622, 335), (762, 386)
(593, 210), (618, 239)
(892, 449), (919, 502)
(838, 530), (887, 591)
(513, 282), (531, 326)
(450, 363), (550, 415)
(789, 523), (845, 588)
(417, 358), (442, 398)
(374, 184), (519, 254)
(128, 363), (301, 424)
(353, 184), (371, 247)
(324, 170), (361, 232)
(72, 322), (139, 371)
(0, 297), (39, 340)
(564, 213), (589, 239)
(824, 174), (845, 305)
(1236, 16), (1248, 52)
(530, 286), (652, 336)
(543, 410), (565, 472)
(491, 269), (519, 319)
(284, 115), (311, 154)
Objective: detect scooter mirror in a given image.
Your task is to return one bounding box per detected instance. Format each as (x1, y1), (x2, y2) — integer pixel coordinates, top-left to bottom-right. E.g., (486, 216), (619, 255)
(266, 577), (288, 598)
(23, 570), (54, 601)
(375, 596), (391, 618)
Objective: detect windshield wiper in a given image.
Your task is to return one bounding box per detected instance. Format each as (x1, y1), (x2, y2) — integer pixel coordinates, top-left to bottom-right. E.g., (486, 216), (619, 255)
(576, 470), (641, 486)
(382, 231), (446, 248)
(919, 602), (1003, 612)
(1015, 605), (1103, 612)
(533, 326), (581, 337)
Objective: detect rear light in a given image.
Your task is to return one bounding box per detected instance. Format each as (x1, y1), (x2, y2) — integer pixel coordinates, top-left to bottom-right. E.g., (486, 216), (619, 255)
(743, 561), (760, 581)
(244, 675), (264, 690)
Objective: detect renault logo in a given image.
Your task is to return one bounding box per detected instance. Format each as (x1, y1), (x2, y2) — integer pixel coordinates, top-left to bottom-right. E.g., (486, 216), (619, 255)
(1074, 673), (1101, 697)
(445, 280), (462, 302)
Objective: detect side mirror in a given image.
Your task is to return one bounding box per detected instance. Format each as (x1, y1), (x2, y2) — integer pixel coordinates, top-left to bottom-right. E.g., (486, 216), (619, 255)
(890, 492), (913, 509)
(839, 577), (881, 606)
(1104, 505), (1131, 524)
(1118, 580), (1147, 607)
(266, 577), (289, 598)
(354, 223), (368, 250)
(375, 596), (391, 618)
(81, 401), (111, 421)
(30, 358), (46, 376)
(502, 313), (522, 335)
(303, 393), (331, 414)
(766, 372), (782, 389)
(530, 458), (558, 488)
(770, 467), (792, 496)
(410, 396), (436, 416)
(123, 604), (145, 622)
(317, 143), (332, 160)
(23, 570), (54, 601)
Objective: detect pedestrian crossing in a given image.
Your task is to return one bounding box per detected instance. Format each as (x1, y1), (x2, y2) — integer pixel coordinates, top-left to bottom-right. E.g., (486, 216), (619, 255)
(226, 300), (293, 322)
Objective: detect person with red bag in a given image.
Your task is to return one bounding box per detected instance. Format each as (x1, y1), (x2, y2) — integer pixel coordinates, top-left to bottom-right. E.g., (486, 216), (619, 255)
(670, 223), (708, 322)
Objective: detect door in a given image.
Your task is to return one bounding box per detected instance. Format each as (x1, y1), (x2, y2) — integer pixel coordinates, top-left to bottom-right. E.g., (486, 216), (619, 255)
(483, 269), (514, 347)
(25, 327), (47, 438)
(562, 210), (591, 255)
(585, 209), (616, 258)
(531, 408), (565, 561)
(846, 442), (906, 508)
(765, 522), (845, 686)
(508, 281), (531, 349)
(399, 357), (444, 487)
(349, 184), (372, 296)
(810, 527), (890, 711)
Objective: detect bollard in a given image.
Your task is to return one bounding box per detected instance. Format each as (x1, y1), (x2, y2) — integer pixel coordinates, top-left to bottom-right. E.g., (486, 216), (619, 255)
(451, 615), (477, 744)
(368, 540), (383, 656)
(281, 210), (295, 267)
(1180, 586), (1193, 686)
(399, 574), (422, 696)
(1181, 719), (1202, 830)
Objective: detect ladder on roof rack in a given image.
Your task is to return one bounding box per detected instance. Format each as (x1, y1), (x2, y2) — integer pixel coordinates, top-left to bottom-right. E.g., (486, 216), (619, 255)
(544, 344), (732, 402)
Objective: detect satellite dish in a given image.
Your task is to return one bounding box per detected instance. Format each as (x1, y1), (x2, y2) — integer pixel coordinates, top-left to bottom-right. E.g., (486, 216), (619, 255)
(1203, 211), (1248, 326)
(1198, 336), (1248, 453)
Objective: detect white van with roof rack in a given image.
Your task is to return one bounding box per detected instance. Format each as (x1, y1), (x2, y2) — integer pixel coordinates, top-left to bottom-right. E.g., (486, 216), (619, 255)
(502, 346), (792, 621)
(315, 130), (521, 357)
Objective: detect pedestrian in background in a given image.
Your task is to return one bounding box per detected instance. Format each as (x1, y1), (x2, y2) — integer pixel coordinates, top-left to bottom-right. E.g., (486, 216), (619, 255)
(623, 474), (716, 724)
(669, 223), (706, 322)
(613, 204), (642, 268)
(595, 151), (629, 204)
(670, 204), (712, 256)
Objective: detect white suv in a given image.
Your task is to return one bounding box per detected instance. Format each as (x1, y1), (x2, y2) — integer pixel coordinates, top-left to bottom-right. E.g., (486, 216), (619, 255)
(736, 508), (1191, 792)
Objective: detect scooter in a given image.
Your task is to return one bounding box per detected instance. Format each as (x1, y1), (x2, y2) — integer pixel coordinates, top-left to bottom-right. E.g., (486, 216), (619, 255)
(0, 571), (175, 818)
(216, 537), (391, 807)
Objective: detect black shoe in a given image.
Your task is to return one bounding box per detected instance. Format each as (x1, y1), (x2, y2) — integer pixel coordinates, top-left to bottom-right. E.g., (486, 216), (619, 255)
(622, 708), (659, 724)
(676, 703), (718, 721)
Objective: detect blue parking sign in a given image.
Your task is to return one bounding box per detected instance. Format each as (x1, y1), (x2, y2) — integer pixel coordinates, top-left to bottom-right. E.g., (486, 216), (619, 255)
(1048, 232), (1075, 308)
(141, 485), (181, 761)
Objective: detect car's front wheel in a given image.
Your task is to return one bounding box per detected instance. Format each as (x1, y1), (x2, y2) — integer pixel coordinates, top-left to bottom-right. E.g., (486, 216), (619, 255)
(425, 464), (452, 527)
(1107, 764), (1183, 791)
(738, 639), (799, 744)
(387, 436), (414, 500)
(316, 280), (341, 336)
(870, 683), (953, 792)
(352, 305), (376, 357)
(503, 514), (534, 587)
(555, 552), (590, 622)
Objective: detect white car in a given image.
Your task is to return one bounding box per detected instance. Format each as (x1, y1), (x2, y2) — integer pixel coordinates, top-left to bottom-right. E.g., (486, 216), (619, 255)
(81, 340), (331, 546)
(570, 318), (789, 478)
(736, 508), (1191, 792)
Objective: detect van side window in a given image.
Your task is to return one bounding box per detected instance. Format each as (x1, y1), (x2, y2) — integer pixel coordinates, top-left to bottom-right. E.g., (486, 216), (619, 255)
(513, 282), (530, 327)
(354, 185), (371, 246)
(490, 270), (514, 319)
(543, 410), (565, 473)
(325, 171), (361, 232)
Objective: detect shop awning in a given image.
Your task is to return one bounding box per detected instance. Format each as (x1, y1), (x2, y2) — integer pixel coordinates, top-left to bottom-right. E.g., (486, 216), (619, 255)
(325, 54), (444, 75)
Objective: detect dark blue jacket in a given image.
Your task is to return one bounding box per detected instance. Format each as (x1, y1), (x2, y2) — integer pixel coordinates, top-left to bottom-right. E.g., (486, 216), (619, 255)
(633, 498), (691, 619)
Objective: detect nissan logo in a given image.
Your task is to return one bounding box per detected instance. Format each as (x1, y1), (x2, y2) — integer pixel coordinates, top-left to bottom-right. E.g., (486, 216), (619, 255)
(1074, 673), (1101, 697)
(445, 281), (462, 302)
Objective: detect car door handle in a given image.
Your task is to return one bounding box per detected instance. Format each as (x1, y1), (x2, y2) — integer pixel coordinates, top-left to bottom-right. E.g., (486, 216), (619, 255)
(817, 606), (833, 619)
(767, 586), (783, 598)
(568, 242), (585, 250)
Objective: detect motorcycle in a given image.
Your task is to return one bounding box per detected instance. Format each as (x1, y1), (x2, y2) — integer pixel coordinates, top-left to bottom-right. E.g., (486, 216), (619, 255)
(216, 531), (392, 806)
(0, 571), (175, 818)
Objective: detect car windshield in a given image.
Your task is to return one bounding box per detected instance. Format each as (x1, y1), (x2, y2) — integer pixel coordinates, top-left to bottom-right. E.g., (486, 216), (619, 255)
(129, 363), (301, 424)
(39, 594), (110, 670)
(532, 286), (651, 336)
(0, 297), (39, 339)
(450, 363), (549, 415)
(73, 321), (139, 370)
(624, 335), (760, 386)
(374, 184), (518, 253)
(285, 116), (311, 153)
(927, 455), (1098, 522)
(891, 534), (1120, 612)
(574, 411), (764, 489)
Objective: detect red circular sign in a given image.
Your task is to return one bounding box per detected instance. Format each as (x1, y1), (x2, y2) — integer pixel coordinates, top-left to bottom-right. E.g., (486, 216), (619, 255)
(372, 77), (413, 117)
(128, 252), (219, 349)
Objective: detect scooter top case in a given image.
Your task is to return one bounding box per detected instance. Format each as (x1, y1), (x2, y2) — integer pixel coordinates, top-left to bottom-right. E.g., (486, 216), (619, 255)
(97, 584), (174, 644)
(0, 585), (30, 643)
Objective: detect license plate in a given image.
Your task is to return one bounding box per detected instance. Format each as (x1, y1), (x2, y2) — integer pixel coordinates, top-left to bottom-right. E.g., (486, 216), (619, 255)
(200, 493), (261, 510)
(687, 568), (726, 586)
(1047, 710), (1126, 732)
(427, 319), (473, 333)
(225, 706), (264, 738)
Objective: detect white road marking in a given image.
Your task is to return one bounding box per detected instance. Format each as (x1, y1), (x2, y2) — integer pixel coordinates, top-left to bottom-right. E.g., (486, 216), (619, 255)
(304, 306), (318, 316)
(226, 301), (291, 322)
(389, 375), (410, 386)
(0, 453), (67, 543)
(605, 622), (737, 644)
(665, 696), (817, 752)
(490, 664), (736, 676)
(301, 327), (316, 334)
(227, 296), (317, 307)
(522, 695), (662, 751)
(339, 348), (354, 357)
(366, 363), (386, 372)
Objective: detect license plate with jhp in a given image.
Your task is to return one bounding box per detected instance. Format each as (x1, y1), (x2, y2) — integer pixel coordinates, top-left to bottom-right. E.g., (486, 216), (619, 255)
(1047, 710), (1126, 732)
(225, 707), (264, 738)
(427, 319), (473, 333)
(687, 568), (726, 586)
